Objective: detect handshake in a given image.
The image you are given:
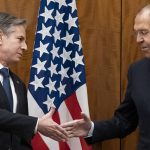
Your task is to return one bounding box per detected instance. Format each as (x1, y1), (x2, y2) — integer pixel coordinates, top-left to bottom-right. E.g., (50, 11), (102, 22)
(37, 107), (92, 142)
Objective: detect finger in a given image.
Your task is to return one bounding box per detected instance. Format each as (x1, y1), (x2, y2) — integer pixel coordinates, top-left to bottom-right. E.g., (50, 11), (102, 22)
(61, 123), (73, 128)
(61, 120), (77, 128)
(68, 133), (75, 138)
(55, 130), (68, 141)
(64, 127), (74, 132)
(55, 125), (69, 138)
(47, 128), (68, 141)
(49, 107), (56, 116)
(43, 107), (56, 119)
(67, 130), (73, 135)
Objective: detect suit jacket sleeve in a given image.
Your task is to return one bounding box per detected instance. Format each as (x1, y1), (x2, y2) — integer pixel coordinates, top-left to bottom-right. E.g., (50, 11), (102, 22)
(86, 65), (138, 144)
(0, 108), (38, 140)
(0, 72), (38, 140)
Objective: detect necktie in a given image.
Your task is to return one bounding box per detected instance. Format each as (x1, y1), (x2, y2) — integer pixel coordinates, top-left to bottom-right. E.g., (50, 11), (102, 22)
(0, 68), (13, 111)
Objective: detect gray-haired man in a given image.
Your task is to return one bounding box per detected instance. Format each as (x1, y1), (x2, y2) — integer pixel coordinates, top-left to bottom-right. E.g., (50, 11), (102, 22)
(0, 12), (68, 150)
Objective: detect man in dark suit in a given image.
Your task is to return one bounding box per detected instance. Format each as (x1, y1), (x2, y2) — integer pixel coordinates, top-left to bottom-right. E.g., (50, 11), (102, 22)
(0, 12), (68, 150)
(62, 4), (150, 150)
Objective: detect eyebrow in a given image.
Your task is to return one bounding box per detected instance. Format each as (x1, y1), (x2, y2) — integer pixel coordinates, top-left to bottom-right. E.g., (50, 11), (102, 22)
(18, 35), (26, 40)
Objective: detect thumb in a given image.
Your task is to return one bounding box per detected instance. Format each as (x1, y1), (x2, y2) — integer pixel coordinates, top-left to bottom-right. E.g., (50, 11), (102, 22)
(81, 112), (91, 122)
(43, 107), (56, 119)
(49, 107), (56, 116)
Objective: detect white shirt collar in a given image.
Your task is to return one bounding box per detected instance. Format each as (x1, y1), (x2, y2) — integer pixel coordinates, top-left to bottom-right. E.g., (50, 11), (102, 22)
(0, 63), (9, 70)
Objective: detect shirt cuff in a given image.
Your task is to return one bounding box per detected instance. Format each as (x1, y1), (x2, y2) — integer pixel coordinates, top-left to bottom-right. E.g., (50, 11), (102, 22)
(86, 121), (94, 137)
(34, 119), (39, 134)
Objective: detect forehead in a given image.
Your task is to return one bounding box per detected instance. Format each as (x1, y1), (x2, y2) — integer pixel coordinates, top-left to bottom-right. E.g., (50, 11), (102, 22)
(8, 25), (26, 37)
(134, 14), (150, 30)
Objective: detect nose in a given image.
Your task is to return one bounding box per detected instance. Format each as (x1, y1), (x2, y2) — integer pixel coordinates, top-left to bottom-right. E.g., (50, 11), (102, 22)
(136, 33), (144, 43)
(21, 41), (28, 51)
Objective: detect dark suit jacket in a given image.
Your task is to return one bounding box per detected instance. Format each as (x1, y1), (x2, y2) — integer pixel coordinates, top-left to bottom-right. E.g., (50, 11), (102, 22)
(0, 71), (37, 150)
(86, 58), (150, 150)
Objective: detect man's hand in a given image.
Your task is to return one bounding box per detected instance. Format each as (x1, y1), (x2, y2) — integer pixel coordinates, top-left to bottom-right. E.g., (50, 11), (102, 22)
(37, 107), (68, 141)
(61, 112), (92, 138)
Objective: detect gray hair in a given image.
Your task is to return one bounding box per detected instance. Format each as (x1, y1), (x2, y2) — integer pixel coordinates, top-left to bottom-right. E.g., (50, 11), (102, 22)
(0, 12), (27, 35)
(136, 4), (150, 17)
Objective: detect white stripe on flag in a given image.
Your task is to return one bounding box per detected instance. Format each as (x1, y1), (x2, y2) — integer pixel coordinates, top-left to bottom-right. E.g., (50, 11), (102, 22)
(40, 134), (60, 150)
(28, 91), (44, 117)
(58, 101), (82, 150)
(76, 84), (90, 117)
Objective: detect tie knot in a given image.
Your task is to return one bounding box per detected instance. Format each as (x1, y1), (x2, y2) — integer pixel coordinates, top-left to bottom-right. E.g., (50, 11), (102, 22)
(0, 68), (9, 78)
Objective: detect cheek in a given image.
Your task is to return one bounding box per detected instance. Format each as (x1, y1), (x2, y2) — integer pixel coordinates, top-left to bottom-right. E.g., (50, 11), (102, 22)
(145, 36), (150, 44)
(147, 40), (150, 45)
(5, 47), (19, 60)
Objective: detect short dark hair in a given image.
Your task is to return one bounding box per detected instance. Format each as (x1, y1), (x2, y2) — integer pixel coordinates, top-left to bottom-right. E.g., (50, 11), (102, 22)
(0, 12), (27, 35)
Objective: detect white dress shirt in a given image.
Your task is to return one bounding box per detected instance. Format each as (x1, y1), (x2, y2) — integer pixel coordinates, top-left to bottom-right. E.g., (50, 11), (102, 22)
(0, 64), (17, 113)
(86, 121), (94, 137)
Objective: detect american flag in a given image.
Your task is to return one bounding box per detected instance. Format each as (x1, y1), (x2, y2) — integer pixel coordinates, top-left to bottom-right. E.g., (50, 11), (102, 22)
(28, 0), (92, 150)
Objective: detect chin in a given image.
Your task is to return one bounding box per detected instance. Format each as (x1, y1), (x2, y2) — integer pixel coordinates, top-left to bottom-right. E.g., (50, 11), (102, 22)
(16, 56), (22, 61)
(11, 58), (21, 63)
(144, 54), (150, 58)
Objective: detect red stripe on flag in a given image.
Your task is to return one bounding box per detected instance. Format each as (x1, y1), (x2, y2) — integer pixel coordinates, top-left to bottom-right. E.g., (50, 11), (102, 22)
(53, 110), (70, 150)
(65, 92), (93, 150)
(52, 110), (61, 124)
(80, 138), (93, 150)
(59, 141), (70, 150)
(32, 133), (49, 150)
(65, 92), (82, 119)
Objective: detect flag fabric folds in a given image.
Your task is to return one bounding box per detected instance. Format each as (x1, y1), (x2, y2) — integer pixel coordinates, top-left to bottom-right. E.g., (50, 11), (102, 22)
(28, 0), (92, 150)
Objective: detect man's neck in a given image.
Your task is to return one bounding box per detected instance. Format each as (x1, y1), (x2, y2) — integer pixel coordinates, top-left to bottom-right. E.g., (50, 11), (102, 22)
(0, 60), (9, 67)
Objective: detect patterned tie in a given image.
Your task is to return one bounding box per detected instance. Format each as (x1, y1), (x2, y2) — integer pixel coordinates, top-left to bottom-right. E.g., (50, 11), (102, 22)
(0, 68), (13, 111)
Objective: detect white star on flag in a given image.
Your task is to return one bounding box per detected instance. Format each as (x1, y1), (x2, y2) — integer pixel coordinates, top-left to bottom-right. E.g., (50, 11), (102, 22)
(68, 1), (76, 13)
(58, 65), (69, 80)
(30, 75), (44, 91)
(55, 0), (67, 9)
(49, 61), (58, 77)
(37, 24), (52, 40)
(57, 82), (66, 97)
(35, 41), (49, 57)
(65, 14), (77, 30)
(62, 31), (74, 47)
(73, 52), (84, 67)
(53, 27), (61, 43)
(51, 44), (60, 60)
(32, 58), (46, 74)
(40, 7), (54, 23)
(45, 78), (57, 94)
(55, 10), (65, 26)
(60, 49), (72, 64)
(71, 69), (81, 84)
(43, 96), (55, 111)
